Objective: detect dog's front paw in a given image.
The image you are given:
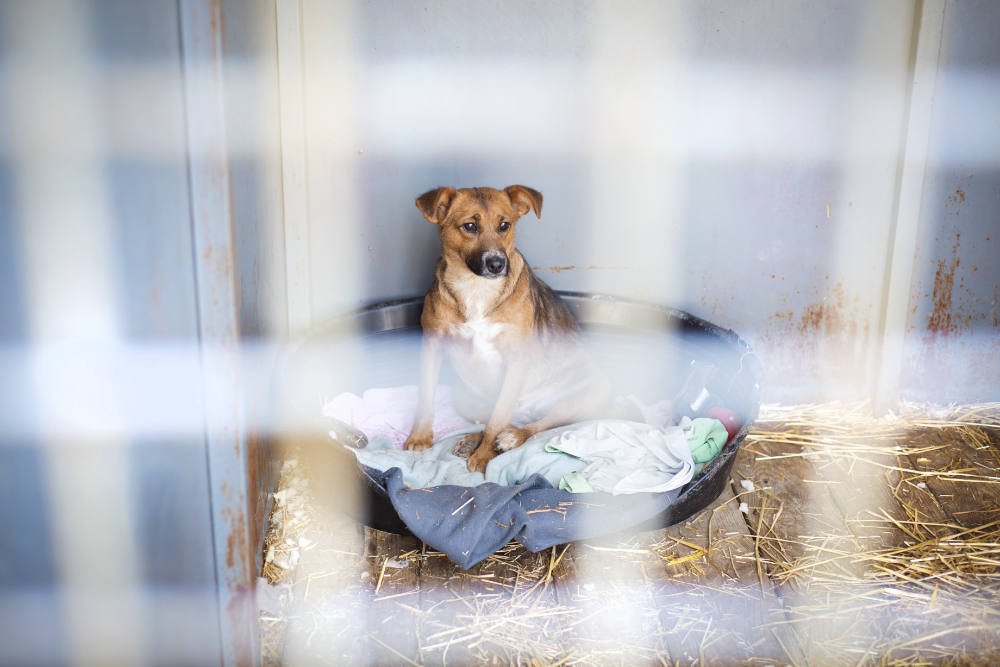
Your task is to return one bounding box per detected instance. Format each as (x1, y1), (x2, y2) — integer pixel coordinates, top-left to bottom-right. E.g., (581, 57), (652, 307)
(466, 444), (496, 473)
(495, 426), (533, 452)
(451, 432), (483, 458)
(403, 429), (434, 451)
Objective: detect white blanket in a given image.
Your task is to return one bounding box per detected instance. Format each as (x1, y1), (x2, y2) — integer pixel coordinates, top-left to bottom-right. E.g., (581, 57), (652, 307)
(349, 418), (714, 495)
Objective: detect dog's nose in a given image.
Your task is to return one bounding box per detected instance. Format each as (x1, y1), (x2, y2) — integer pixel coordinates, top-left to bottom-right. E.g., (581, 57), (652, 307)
(484, 253), (507, 276)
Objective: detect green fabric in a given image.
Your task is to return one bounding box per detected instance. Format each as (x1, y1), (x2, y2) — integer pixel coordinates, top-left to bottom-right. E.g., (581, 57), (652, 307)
(558, 472), (593, 493)
(687, 417), (728, 464)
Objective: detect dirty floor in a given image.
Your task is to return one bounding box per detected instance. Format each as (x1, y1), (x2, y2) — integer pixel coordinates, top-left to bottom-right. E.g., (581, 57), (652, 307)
(259, 402), (1000, 666)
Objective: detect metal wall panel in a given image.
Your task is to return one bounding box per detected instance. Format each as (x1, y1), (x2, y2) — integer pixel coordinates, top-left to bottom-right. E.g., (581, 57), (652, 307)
(295, 0), (953, 402)
(902, 0), (1000, 402)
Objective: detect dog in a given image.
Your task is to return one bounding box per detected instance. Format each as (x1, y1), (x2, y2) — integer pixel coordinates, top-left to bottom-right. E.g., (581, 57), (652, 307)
(402, 185), (611, 472)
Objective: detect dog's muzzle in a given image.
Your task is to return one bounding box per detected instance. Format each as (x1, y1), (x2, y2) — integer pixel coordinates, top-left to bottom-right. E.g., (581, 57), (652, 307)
(469, 250), (508, 278)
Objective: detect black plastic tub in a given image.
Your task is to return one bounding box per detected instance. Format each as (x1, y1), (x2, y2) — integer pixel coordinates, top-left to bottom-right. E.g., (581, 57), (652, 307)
(280, 292), (762, 537)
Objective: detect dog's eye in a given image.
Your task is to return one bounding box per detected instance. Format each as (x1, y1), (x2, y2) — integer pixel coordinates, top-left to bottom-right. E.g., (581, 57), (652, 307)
(462, 222), (478, 233)
(498, 220), (510, 232)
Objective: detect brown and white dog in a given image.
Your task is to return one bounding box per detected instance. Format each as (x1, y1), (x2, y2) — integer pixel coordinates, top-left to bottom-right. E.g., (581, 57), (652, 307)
(403, 185), (611, 472)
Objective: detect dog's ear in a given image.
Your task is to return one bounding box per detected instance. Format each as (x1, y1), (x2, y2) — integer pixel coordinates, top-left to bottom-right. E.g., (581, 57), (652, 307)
(415, 187), (457, 224)
(504, 185), (543, 219)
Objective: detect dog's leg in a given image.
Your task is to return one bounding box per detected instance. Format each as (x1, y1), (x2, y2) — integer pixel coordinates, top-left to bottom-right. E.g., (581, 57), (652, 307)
(493, 378), (613, 453)
(403, 335), (443, 451)
(489, 408), (571, 455)
(465, 361), (528, 473)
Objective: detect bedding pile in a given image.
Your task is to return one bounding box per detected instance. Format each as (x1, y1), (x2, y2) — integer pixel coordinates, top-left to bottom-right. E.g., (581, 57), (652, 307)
(324, 386), (733, 568)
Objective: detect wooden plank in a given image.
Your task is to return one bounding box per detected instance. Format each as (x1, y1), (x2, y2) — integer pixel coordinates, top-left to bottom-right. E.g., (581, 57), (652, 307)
(414, 540), (566, 664)
(510, 484), (797, 665)
(279, 508), (368, 665)
(661, 486), (799, 665)
(362, 529), (424, 664)
(272, 442), (370, 665)
(733, 422), (946, 663)
(561, 531), (675, 663)
(733, 423), (940, 576)
(734, 425), (931, 664)
(733, 411), (1000, 664)
(732, 423), (927, 574)
(903, 424), (1000, 528)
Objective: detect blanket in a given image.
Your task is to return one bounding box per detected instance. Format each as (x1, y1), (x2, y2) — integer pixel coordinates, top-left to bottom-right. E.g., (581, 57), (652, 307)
(328, 386), (730, 568)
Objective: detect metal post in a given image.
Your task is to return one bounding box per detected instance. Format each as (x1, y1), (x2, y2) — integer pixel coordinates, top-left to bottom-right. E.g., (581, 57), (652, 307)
(874, 0), (948, 413)
(178, 1), (258, 664)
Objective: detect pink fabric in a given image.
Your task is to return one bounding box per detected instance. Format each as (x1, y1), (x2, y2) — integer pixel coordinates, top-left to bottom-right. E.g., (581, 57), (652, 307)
(633, 396), (674, 429)
(323, 386), (475, 449)
(619, 394), (675, 429)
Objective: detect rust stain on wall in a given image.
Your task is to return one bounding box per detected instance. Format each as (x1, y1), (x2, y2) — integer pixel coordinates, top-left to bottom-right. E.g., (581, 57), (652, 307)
(224, 506), (248, 573)
(907, 223), (1000, 395)
(759, 283), (861, 343)
(226, 521), (238, 569)
(793, 283), (865, 338)
(530, 264), (622, 274)
(927, 232), (961, 336)
(754, 283), (872, 398)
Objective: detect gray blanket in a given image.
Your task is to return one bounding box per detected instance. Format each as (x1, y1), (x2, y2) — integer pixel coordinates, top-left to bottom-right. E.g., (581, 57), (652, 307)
(363, 465), (680, 569)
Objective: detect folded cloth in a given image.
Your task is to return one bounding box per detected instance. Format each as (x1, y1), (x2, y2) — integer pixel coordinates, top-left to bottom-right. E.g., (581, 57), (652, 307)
(489, 420), (693, 495)
(558, 472), (593, 493)
(323, 386), (474, 449)
(687, 417), (729, 464)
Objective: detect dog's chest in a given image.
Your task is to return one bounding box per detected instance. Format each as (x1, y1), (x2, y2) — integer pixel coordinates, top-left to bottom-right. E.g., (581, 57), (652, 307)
(454, 315), (504, 365)
(447, 278), (507, 378)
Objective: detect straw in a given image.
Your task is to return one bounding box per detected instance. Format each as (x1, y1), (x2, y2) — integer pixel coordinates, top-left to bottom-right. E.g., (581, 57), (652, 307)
(260, 401), (1000, 665)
